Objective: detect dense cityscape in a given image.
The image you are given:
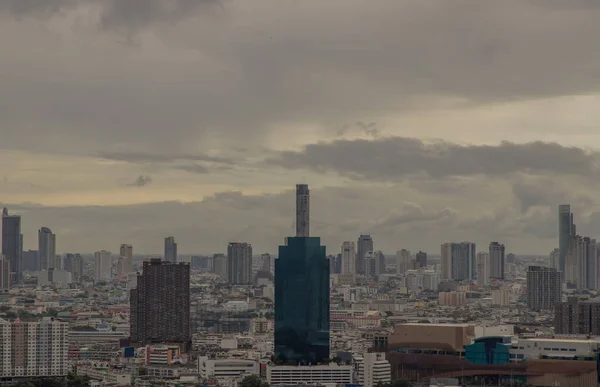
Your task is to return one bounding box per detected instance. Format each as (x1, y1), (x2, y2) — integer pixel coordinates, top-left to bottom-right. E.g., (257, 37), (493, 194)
(0, 184), (597, 387)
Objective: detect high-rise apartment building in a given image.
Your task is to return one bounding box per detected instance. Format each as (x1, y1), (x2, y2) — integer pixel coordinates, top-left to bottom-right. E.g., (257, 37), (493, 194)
(71, 253), (84, 280)
(341, 241), (356, 275)
(415, 251), (427, 268)
(396, 249), (411, 275)
(227, 242), (252, 285)
(329, 254), (342, 274)
(549, 248), (560, 270)
(296, 184), (310, 237)
(261, 253), (272, 272)
(489, 242), (505, 280)
(442, 242), (476, 281)
(374, 250), (386, 275)
(558, 204), (575, 278)
(213, 253), (228, 280)
(476, 252), (489, 286)
(164, 237), (177, 263)
(275, 184), (329, 364)
(38, 227), (56, 270)
(0, 317), (69, 377)
(527, 266), (561, 311)
(94, 250), (112, 282)
(130, 259), (190, 347)
(0, 256), (9, 291)
(554, 299), (600, 335)
(365, 251), (379, 279)
(120, 244), (133, 273)
(356, 234), (373, 275)
(440, 243), (452, 280)
(565, 235), (598, 290)
(2, 208), (22, 282)
(21, 250), (39, 272)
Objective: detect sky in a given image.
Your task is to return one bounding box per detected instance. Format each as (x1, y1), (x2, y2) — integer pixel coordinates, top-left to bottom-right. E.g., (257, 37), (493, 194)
(2, 0), (600, 255)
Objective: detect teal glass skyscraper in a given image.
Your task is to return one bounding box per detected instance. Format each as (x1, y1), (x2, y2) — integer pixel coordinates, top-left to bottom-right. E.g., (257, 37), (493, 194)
(275, 185), (330, 364)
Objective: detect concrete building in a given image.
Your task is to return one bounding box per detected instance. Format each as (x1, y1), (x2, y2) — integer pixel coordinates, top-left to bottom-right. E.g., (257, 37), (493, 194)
(0, 256), (9, 291)
(415, 251), (427, 268)
(439, 291), (467, 306)
(0, 317), (69, 378)
(94, 250), (112, 282)
(555, 299), (600, 335)
(267, 364), (353, 385)
(388, 323), (475, 352)
(341, 241), (356, 276)
(357, 234), (374, 275)
(558, 204), (575, 279)
(440, 243), (452, 280)
(120, 244), (133, 273)
(164, 236), (177, 263)
(492, 288), (510, 307)
(476, 252), (489, 286)
(296, 184), (310, 237)
(488, 242), (505, 280)
(356, 352), (391, 387)
(21, 250), (39, 272)
(527, 266), (562, 311)
(198, 356), (259, 379)
(396, 249), (411, 275)
(227, 242), (252, 285)
(38, 227), (56, 270)
(213, 253), (227, 281)
(2, 208), (22, 282)
(71, 253), (84, 280)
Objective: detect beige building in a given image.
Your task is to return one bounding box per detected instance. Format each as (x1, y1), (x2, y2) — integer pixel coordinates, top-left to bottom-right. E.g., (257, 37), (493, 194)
(439, 291), (467, 306)
(389, 323), (475, 352)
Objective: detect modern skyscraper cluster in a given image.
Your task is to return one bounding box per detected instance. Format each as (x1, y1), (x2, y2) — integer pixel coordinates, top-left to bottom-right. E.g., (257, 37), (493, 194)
(130, 258), (191, 347)
(275, 184), (330, 365)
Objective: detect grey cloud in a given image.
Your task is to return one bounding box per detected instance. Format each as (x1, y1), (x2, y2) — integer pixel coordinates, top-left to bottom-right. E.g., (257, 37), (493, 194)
(128, 175), (152, 187)
(512, 179), (596, 214)
(268, 138), (600, 181)
(373, 203), (457, 229)
(96, 151), (234, 165)
(176, 164), (210, 174)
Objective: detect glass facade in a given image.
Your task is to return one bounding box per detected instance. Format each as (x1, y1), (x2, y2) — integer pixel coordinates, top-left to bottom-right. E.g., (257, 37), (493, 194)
(275, 237), (330, 364)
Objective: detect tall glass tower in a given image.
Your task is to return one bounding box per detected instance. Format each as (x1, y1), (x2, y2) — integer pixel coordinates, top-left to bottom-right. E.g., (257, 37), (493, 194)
(558, 205), (574, 277)
(275, 184), (330, 364)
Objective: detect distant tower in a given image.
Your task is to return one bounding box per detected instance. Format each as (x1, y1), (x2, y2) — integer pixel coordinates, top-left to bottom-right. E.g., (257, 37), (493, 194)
(38, 227), (56, 270)
(227, 243), (252, 285)
(558, 205), (574, 278)
(94, 250), (112, 281)
(120, 244), (133, 273)
(356, 234), (374, 275)
(527, 266), (561, 311)
(296, 184), (310, 237)
(2, 208), (22, 282)
(0, 256), (10, 291)
(489, 242), (505, 280)
(164, 237), (177, 263)
(341, 241), (356, 275)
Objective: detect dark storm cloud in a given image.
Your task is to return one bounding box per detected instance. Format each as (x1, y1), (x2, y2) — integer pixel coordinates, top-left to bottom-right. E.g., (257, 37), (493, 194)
(128, 175), (152, 187)
(268, 138), (599, 181)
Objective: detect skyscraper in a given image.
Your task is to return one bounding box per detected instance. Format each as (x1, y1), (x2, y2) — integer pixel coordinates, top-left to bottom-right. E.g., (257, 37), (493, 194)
(415, 251), (427, 268)
(275, 184), (330, 364)
(0, 256), (10, 291)
(440, 243), (452, 280)
(341, 241), (356, 275)
(21, 250), (39, 272)
(527, 266), (561, 311)
(296, 184), (310, 237)
(559, 204), (575, 278)
(2, 208), (22, 282)
(213, 253), (228, 281)
(356, 234), (373, 275)
(71, 253), (84, 280)
(476, 252), (489, 286)
(227, 242), (252, 285)
(38, 227), (56, 270)
(94, 250), (112, 281)
(395, 249), (411, 275)
(442, 242), (476, 281)
(130, 259), (191, 347)
(489, 242), (505, 280)
(164, 237), (177, 263)
(120, 244), (133, 273)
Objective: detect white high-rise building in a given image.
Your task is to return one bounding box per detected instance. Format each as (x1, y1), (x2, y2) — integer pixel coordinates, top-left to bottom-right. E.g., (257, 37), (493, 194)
(0, 317), (69, 377)
(38, 227), (56, 270)
(489, 242), (505, 279)
(395, 249), (411, 275)
(227, 243), (252, 285)
(476, 252), (489, 286)
(120, 244), (133, 273)
(94, 250), (112, 282)
(296, 184), (310, 237)
(341, 241), (356, 275)
(356, 353), (391, 387)
(164, 237), (177, 263)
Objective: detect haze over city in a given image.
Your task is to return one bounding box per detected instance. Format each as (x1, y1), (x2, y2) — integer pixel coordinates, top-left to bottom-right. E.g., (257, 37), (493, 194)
(3, 0), (600, 254)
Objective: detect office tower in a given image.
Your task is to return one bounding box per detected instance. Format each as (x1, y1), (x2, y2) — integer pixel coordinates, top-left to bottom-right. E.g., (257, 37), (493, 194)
(415, 251), (427, 268)
(356, 234), (374, 275)
(21, 250), (39, 272)
(2, 208), (22, 282)
(476, 252), (489, 286)
(63, 254), (73, 272)
(275, 184), (329, 365)
(71, 253), (83, 280)
(0, 256), (9, 291)
(261, 253), (272, 272)
(120, 244), (133, 273)
(440, 243), (452, 280)
(296, 184), (310, 237)
(38, 227), (56, 270)
(213, 253), (228, 280)
(489, 242), (505, 280)
(554, 299), (600, 335)
(558, 205), (575, 277)
(357, 353), (391, 387)
(527, 266), (561, 311)
(395, 249), (411, 275)
(130, 259), (191, 347)
(445, 242), (476, 281)
(164, 237), (177, 263)
(341, 241), (356, 275)
(549, 248), (560, 269)
(374, 250), (386, 275)
(94, 250), (112, 282)
(0, 317), (69, 377)
(227, 243), (252, 285)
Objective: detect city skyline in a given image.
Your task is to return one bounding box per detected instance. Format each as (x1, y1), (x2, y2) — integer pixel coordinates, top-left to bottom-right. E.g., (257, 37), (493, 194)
(4, 1), (600, 254)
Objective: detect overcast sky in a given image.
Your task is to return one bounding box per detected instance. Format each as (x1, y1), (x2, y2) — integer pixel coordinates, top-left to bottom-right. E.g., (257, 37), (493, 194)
(2, 0), (600, 255)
